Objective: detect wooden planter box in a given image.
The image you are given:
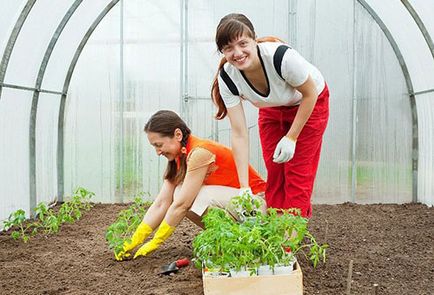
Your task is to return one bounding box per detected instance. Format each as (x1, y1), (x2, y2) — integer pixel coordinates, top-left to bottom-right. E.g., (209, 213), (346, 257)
(203, 262), (303, 295)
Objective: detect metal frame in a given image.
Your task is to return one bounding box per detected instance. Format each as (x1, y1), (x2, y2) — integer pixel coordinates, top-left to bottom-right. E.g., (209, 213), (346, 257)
(0, 82), (63, 95)
(28, 0), (83, 215)
(401, 0), (434, 61)
(288, 0), (298, 48)
(0, 0), (121, 211)
(180, 0), (189, 123)
(118, 0), (125, 203)
(401, 0), (434, 203)
(1, 0), (432, 208)
(0, 0), (36, 99)
(351, 1), (358, 203)
(414, 88), (434, 96)
(401, 0), (434, 97)
(57, 0), (120, 201)
(357, 0), (418, 202)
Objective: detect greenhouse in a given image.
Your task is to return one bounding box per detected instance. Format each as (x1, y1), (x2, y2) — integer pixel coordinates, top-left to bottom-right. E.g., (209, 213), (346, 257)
(0, 1), (433, 294)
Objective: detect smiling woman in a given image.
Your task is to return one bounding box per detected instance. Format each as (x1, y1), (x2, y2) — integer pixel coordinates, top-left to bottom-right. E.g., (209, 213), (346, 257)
(211, 13), (329, 218)
(114, 110), (266, 261)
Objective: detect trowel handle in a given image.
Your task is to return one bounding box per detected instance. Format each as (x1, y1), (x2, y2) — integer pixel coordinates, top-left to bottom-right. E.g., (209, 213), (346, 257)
(175, 258), (190, 268)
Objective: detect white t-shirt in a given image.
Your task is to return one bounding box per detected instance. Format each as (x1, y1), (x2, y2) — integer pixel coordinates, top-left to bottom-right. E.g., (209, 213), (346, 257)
(218, 42), (325, 108)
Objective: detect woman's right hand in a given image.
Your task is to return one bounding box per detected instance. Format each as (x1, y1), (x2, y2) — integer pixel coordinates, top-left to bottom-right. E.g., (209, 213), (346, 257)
(115, 221), (153, 261)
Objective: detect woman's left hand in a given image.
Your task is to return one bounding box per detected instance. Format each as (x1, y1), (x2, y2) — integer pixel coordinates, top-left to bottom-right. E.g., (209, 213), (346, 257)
(273, 136), (296, 163)
(133, 220), (175, 259)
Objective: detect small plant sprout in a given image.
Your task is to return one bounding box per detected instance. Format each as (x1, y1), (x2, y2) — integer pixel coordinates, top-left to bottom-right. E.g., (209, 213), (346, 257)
(34, 202), (60, 234)
(3, 209), (35, 243)
(193, 192), (328, 276)
(2, 187), (95, 243)
(228, 191), (263, 221)
(105, 194), (152, 257)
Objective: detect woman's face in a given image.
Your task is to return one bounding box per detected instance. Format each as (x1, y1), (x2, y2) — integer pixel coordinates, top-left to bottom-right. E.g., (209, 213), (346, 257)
(147, 130), (182, 161)
(221, 34), (258, 72)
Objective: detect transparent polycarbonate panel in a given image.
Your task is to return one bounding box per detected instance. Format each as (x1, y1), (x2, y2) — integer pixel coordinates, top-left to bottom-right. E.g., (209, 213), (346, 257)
(186, 0), (290, 99)
(416, 92), (434, 206)
(0, 0), (25, 58)
(35, 93), (61, 205)
(0, 89), (31, 223)
(64, 6), (120, 204)
(196, 0), (289, 38)
(4, 1), (74, 88)
(366, 0), (434, 92)
(294, 0), (355, 203)
(42, 0), (117, 91)
(119, 0), (182, 200)
(63, 0), (184, 203)
(410, 0), (434, 56)
(354, 5), (412, 204)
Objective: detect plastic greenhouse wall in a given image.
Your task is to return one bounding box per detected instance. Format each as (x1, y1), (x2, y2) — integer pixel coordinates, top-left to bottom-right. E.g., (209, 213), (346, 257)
(0, 0), (433, 225)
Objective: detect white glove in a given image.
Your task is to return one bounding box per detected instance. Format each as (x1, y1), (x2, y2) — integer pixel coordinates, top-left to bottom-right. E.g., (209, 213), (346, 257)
(239, 187), (253, 197)
(273, 136), (296, 163)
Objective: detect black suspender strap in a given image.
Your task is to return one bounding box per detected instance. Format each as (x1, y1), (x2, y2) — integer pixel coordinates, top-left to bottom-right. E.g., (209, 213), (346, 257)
(219, 67), (239, 96)
(219, 44), (290, 95)
(273, 44), (290, 80)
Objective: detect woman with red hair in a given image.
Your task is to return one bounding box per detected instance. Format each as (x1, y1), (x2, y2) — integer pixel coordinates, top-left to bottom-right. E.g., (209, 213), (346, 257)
(211, 13), (329, 218)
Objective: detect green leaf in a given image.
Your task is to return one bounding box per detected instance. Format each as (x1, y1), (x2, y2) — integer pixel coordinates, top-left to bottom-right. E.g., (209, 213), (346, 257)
(11, 231), (20, 240)
(193, 204), (328, 272)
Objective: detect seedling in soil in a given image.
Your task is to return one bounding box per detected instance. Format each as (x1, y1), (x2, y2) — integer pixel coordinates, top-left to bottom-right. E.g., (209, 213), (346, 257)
(3, 209), (36, 243)
(228, 191), (263, 220)
(2, 187), (95, 242)
(105, 195), (151, 257)
(58, 187), (95, 224)
(34, 202), (61, 234)
(193, 193), (328, 275)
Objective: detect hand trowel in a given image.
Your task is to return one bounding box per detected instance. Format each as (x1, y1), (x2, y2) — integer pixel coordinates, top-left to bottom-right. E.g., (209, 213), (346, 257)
(160, 258), (190, 275)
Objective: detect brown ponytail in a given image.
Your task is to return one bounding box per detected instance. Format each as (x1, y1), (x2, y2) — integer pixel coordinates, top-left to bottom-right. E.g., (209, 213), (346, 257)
(211, 57), (228, 120)
(256, 36), (286, 43)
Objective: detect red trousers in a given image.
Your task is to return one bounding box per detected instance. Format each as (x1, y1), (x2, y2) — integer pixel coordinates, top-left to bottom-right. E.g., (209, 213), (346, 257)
(258, 85), (329, 218)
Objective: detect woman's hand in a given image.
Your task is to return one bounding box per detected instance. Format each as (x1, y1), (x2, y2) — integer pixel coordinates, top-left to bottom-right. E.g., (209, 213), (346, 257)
(132, 166), (209, 258)
(273, 136), (296, 163)
(133, 220), (175, 259)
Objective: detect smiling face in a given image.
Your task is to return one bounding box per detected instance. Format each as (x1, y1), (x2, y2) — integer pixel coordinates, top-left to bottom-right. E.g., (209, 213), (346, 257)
(147, 129), (183, 161)
(221, 34), (259, 72)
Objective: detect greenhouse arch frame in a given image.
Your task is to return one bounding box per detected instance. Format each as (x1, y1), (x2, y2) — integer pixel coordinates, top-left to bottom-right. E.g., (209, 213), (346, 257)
(0, 0), (433, 222)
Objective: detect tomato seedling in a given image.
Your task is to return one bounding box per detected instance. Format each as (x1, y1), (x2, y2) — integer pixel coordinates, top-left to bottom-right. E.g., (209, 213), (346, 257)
(105, 194), (151, 257)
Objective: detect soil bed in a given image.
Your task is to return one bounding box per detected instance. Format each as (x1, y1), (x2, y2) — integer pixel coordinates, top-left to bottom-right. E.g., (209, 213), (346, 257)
(1, 203), (433, 295)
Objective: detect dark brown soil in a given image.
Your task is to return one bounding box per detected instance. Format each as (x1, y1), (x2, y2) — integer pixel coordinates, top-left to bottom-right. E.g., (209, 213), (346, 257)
(1, 203), (433, 295)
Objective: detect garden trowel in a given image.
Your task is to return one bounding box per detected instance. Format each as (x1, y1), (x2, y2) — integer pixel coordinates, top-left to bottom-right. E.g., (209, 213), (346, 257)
(159, 258), (190, 275)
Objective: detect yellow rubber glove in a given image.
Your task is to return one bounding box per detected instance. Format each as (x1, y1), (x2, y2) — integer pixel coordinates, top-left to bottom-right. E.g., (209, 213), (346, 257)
(133, 220), (175, 259)
(115, 221), (153, 261)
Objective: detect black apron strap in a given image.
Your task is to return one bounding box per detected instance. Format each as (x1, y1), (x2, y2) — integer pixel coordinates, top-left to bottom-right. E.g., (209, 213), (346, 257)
(219, 67), (239, 96)
(273, 44), (290, 80)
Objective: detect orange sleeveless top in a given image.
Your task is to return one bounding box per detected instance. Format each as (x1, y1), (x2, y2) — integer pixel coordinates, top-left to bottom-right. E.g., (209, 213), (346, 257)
(185, 135), (266, 194)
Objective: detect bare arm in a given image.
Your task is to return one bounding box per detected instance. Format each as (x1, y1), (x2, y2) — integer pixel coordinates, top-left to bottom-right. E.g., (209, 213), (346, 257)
(142, 180), (175, 229)
(226, 103), (250, 188)
(163, 165), (209, 226)
(286, 76), (319, 140)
